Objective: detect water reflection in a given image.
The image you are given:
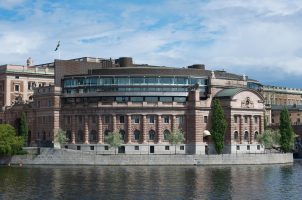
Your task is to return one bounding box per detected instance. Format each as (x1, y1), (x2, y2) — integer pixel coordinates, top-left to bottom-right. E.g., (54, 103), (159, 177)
(0, 162), (301, 200)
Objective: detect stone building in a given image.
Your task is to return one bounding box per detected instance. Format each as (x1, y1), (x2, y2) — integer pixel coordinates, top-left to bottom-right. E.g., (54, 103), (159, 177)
(0, 58), (54, 109)
(4, 57), (265, 154)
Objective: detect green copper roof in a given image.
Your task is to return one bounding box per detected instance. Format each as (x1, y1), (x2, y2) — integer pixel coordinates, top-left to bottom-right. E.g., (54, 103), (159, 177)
(215, 88), (245, 98)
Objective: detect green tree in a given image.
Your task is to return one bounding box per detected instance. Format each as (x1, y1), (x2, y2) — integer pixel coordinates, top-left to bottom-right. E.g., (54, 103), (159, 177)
(279, 108), (295, 152)
(105, 131), (123, 154)
(211, 99), (227, 154)
(54, 128), (69, 148)
(257, 129), (280, 150)
(19, 112), (28, 146)
(0, 124), (24, 155)
(168, 129), (185, 154)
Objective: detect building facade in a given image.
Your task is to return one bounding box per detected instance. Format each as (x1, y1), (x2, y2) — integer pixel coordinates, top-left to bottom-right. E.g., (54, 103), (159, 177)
(4, 57), (265, 155)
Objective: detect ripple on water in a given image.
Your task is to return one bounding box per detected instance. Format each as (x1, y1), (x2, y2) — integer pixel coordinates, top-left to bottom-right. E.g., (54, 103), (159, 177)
(0, 161), (301, 200)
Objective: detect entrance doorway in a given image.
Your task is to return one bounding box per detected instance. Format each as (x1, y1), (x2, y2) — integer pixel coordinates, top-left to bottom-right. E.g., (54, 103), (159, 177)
(118, 146), (125, 154)
(150, 146), (154, 153)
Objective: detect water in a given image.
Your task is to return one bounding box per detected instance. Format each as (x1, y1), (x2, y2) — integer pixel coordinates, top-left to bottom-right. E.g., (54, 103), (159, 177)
(0, 161), (301, 200)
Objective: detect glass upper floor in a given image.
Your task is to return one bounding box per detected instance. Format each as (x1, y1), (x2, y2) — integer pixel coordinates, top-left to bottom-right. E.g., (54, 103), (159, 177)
(63, 76), (208, 88)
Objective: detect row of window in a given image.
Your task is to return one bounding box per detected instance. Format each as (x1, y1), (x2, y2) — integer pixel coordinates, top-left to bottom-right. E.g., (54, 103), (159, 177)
(63, 86), (207, 94)
(63, 96), (188, 104)
(64, 76), (207, 87)
(236, 145), (261, 151)
(66, 129), (174, 142)
(71, 145), (185, 151)
(233, 131), (259, 140)
(64, 115), (186, 124)
(234, 115), (259, 123)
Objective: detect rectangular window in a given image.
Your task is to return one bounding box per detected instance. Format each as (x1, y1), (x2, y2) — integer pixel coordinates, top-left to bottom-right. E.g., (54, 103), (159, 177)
(257, 145), (260, 150)
(105, 146), (109, 150)
(160, 97), (173, 103)
(145, 97), (158, 103)
(116, 96), (129, 103)
(245, 116), (248, 123)
(135, 146), (139, 150)
(65, 145), (68, 149)
(120, 115), (125, 123)
(254, 116), (258, 123)
(133, 115), (140, 124)
(163, 115), (170, 124)
(165, 146), (170, 150)
(77, 146), (81, 150)
(177, 116), (184, 124)
(90, 146), (94, 151)
(204, 116), (208, 123)
(236, 145), (240, 150)
(131, 97), (144, 102)
(48, 100), (52, 107)
(174, 97), (187, 103)
(234, 116), (238, 123)
(247, 145), (250, 150)
(149, 115), (155, 124)
(14, 84), (20, 92)
(180, 146), (184, 150)
(105, 115), (110, 123)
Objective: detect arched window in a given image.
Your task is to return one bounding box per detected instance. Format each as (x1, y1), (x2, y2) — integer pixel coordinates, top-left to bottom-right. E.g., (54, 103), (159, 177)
(134, 130), (140, 141)
(104, 130), (110, 142)
(120, 130), (126, 142)
(163, 130), (171, 140)
(244, 131), (249, 140)
(66, 130), (72, 142)
(234, 131), (239, 140)
(149, 130), (156, 140)
(77, 130), (84, 143)
(254, 131), (259, 140)
(90, 130), (97, 142)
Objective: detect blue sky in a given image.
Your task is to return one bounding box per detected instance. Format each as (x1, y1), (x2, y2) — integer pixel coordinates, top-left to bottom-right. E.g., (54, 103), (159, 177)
(0, 0), (302, 88)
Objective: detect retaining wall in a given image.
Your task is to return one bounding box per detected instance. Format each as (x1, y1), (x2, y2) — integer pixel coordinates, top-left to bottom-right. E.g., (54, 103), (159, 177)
(0, 148), (293, 166)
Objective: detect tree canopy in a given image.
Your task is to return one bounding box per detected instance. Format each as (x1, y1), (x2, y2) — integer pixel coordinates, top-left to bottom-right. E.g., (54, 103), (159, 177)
(211, 99), (227, 154)
(0, 124), (24, 156)
(54, 128), (69, 148)
(168, 129), (185, 154)
(257, 129), (280, 150)
(105, 131), (123, 154)
(279, 108), (295, 152)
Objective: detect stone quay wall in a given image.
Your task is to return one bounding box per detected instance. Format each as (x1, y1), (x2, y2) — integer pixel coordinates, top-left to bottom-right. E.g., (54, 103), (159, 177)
(0, 148), (293, 166)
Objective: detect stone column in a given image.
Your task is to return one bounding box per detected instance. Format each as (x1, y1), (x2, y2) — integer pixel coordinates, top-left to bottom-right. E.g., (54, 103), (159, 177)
(240, 115), (244, 144)
(84, 115), (89, 144)
(260, 114), (264, 134)
(142, 115), (147, 143)
(98, 115), (103, 143)
(157, 115), (162, 143)
(71, 115), (76, 144)
(172, 115), (177, 132)
(250, 115), (254, 144)
(112, 115), (116, 132)
(127, 115), (132, 143)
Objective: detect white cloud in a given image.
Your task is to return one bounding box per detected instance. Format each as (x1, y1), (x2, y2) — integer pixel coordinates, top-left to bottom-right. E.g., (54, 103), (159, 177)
(0, 0), (302, 86)
(0, 0), (27, 9)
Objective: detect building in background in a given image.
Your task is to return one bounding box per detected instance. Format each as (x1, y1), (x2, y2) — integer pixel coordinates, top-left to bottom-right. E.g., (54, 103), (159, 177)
(4, 57), (266, 155)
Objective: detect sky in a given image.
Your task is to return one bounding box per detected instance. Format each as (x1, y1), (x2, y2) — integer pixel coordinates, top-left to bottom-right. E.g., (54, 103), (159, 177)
(0, 0), (302, 87)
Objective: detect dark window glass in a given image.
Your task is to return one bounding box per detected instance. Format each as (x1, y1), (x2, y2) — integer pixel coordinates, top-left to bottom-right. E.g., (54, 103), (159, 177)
(145, 97), (158, 102)
(131, 77), (144, 84)
(165, 146), (170, 150)
(135, 146), (139, 150)
(160, 77), (173, 84)
(160, 97), (173, 102)
(120, 116), (125, 123)
(134, 130), (140, 141)
(145, 77), (158, 84)
(174, 97), (186, 103)
(149, 130), (156, 140)
(131, 97), (144, 102)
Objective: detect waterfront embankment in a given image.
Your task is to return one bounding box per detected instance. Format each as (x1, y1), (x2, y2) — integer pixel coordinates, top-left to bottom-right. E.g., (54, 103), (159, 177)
(0, 148), (293, 165)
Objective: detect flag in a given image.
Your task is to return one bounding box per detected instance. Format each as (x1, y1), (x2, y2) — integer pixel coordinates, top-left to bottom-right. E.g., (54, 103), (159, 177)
(54, 41), (60, 51)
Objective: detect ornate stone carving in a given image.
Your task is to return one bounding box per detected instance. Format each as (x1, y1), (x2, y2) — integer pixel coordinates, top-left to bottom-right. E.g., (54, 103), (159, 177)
(241, 97), (254, 108)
